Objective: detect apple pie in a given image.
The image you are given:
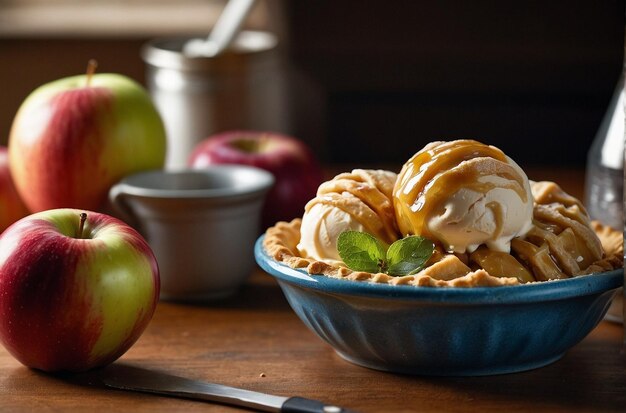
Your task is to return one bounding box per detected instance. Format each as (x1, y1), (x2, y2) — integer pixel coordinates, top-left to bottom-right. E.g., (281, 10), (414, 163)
(263, 141), (623, 287)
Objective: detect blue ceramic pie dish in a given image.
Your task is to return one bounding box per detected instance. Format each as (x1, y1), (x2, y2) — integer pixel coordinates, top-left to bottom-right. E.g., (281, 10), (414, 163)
(255, 236), (622, 376)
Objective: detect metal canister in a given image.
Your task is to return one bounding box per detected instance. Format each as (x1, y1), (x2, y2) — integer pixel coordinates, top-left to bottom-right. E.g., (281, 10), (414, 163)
(141, 31), (286, 169)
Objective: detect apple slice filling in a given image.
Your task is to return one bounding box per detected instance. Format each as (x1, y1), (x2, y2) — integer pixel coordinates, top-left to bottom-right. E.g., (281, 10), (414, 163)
(469, 247), (535, 283)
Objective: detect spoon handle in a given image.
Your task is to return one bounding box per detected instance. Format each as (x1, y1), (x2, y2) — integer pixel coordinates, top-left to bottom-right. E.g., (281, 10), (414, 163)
(207, 0), (256, 55)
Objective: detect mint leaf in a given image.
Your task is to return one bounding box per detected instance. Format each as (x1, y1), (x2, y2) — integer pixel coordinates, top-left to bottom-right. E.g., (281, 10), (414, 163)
(337, 231), (435, 277)
(386, 236), (435, 276)
(337, 231), (386, 273)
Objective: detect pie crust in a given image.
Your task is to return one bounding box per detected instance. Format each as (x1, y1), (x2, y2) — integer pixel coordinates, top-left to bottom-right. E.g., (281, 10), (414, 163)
(263, 180), (623, 288)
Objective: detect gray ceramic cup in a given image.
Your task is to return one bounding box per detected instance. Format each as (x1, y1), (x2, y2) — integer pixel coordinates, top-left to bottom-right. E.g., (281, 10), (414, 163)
(109, 165), (274, 302)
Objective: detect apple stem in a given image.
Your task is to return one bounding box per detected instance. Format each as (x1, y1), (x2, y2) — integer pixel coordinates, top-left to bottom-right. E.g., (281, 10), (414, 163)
(86, 59), (98, 87)
(77, 212), (87, 239)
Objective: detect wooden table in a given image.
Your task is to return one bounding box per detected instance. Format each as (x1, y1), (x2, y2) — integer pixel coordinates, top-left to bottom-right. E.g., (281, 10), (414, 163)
(1, 168), (625, 412)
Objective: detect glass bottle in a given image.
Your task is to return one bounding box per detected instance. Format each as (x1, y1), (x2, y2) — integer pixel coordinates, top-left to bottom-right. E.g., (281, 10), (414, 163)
(584, 73), (624, 231)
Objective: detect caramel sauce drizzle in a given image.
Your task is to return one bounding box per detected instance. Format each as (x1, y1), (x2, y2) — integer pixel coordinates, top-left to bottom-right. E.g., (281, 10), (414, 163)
(393, 140), (528, 239)
(392, 140), (608, 282)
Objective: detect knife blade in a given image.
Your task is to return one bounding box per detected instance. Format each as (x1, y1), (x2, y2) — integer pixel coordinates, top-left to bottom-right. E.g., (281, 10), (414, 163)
(72, 363), (357, 413)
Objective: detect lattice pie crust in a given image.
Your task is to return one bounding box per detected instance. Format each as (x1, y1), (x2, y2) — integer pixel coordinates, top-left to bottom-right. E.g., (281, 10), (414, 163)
(263, 179), (623, 287)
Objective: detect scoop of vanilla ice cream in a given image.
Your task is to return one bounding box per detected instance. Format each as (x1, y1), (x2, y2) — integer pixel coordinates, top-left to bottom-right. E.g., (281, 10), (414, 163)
(297, 169), (399, 264)
(427, 172), (534, 253)
(393, 140), (533, 254)
(297, 202), (366, 264)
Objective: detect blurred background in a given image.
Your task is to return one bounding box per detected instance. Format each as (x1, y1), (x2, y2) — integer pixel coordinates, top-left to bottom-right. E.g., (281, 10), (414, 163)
(0, 0), (624, 168)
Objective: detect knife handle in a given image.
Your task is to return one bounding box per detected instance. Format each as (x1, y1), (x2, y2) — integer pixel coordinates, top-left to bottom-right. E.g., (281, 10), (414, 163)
(281, 396), (358, 413)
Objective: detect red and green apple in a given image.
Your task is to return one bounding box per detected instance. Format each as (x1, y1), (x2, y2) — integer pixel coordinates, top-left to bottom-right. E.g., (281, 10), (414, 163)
(0, 208), (159, 372)
(8, 63), (166, 212)
(188, 131), (324, 228)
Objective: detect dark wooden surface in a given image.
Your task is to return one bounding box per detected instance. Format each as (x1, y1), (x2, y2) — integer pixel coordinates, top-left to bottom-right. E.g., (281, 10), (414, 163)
(1, 271), (624, 413)
(1, 168), (624, 412)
